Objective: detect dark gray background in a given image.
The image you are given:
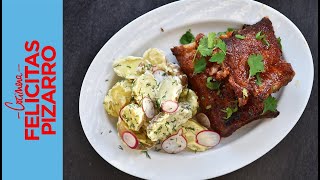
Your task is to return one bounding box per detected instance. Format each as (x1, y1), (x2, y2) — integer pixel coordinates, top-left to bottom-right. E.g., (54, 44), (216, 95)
(64, 0), (318, 179)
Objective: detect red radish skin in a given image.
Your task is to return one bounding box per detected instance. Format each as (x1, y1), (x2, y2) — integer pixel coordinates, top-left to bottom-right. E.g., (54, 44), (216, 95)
(142, 97), (155, 118)
(161, 129), (187, 154)
(121, 131), (139, 149)
(196, 130), (221, 148)
(161, 100), (179, 113)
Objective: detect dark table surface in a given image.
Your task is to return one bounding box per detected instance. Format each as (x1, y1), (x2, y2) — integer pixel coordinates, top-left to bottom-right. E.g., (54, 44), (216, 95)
(64, 0), (318, 179)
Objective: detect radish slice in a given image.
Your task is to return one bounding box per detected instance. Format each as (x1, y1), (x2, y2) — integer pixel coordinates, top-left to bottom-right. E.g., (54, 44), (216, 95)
(195, 113), (211, 129)
(142, 97), (155, 118)
(196, 130), (220, 147)
(153, 70), (166, 84)
(121, 131), (139, 149)
(161, 100), (178, 113)
(161, 129), (187, 154)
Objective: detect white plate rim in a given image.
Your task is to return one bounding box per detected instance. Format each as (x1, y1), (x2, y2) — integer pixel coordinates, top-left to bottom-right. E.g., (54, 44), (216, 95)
(79, 0), (314, 179)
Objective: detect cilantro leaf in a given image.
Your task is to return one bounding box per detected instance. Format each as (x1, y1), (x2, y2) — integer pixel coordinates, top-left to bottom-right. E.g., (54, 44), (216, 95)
(206, 77), (220, 90)
(198, 37), (213, 56)
(256, 31), (269, 47)
(208, 32), (217, 48)
(235, 34), (245, 40)
(255, 31), (265, 40)
(227, 28), (234, 32)
(277, 37), (282, 50)
(248, 54), (264, 77)
(262, 39), (270, 47)
(180, 29), (195, 44)
(209, 51), (226, 64)
(256, 73), (262, 86)
(217, 31), (226, 37)
(194, 57), (207, 74)
(215, 39), (227, 54)
(262, 96), (278, 114)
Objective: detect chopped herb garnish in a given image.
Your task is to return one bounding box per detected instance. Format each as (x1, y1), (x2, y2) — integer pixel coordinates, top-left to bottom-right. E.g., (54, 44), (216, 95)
(206, 77), (220, 90)
(222, 106), (238, 119)
(209, 51), (225, 64)
(194, 57), (207, 74)
(118, 145), (123, 150)
(256, 73), (262, 86)
(255, 31), (269, 47)
(235, 34), (245, 40)
(277, 37), (282, 50)
(262, 96), (278, 114)
(255, 31), (265, 40)
(141, 150), (151, 159)
(248, 54), (264, 77)
(126, 65), (132, 68)
(227, 28), (234, 32)
(217, 31), (226, 37)
(262, 39), (270, 47)
(185, 127), (195, 131)
(180, 29), (195, 44)
(114, 64), (121, 67)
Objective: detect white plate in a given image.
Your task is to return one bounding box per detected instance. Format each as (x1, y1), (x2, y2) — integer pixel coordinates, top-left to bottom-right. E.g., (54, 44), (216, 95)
(79, 0), (314, 179)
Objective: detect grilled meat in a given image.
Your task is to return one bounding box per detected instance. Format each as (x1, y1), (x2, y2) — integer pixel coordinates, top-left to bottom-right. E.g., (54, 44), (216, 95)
(171, 17), (293, 137)
(224, 17), (295, 103)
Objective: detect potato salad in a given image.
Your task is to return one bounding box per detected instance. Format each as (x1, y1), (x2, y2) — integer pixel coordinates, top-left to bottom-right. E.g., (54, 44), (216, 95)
(104, 48), (220, 153)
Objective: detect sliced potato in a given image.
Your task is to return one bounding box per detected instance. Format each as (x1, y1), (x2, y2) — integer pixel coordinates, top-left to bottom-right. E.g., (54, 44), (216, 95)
(179, 88), (199, 116)
(143, 48), (167, 70)
(132, 72), (158, 103)
(120, 103), (146, 131)
(113, 56), (146, 79)
(104, 80), (132, 117)
(181, 119), (208, 152)
(117, 118), (154, 150)
(157, 76), (183, 105)
(166, 62), (182, 76)
(147, 102), (192, 142)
